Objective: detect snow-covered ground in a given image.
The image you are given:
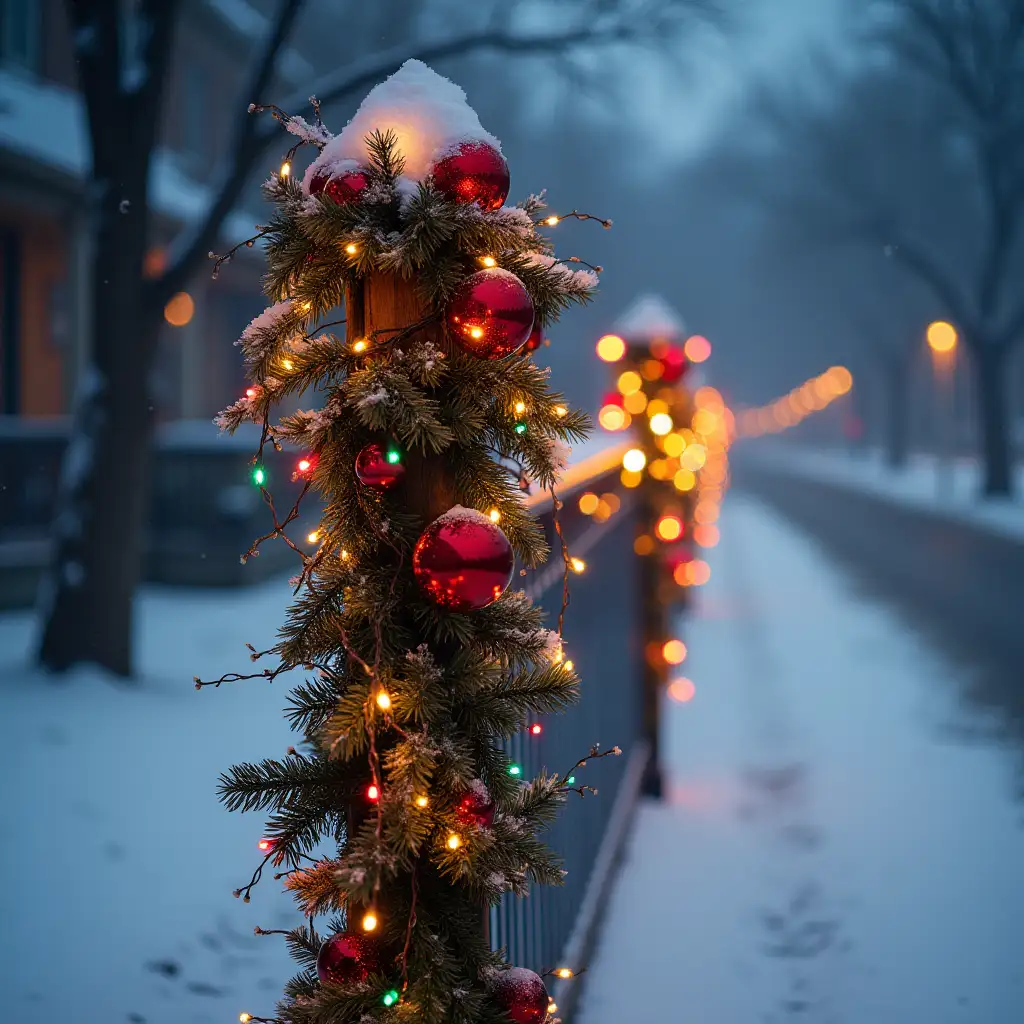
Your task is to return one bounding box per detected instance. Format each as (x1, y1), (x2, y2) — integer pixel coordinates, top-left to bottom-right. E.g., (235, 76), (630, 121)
(578, 495), (1024, 1024)
(748, 442), (1024, 543)
(0, 581), (299, 1023)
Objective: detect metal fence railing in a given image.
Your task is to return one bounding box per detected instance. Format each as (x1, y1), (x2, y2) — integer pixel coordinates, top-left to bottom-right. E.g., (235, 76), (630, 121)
(490, 454), (650, 1020)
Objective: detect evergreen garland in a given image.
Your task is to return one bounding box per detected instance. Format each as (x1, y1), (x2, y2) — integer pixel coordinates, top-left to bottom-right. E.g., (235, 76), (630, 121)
(202, 81), (614, 1024)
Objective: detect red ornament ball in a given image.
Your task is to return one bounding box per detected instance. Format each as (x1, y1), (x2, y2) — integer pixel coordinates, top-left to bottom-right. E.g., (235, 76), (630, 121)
(309, 167), (370, 205)
(659, 345), (688, 384)
(413, 506), (514, 611)
(523, 324), (544, 353)
(447, 268), (535, 360)
(490, 967), (549, 1024)
(431, 140), (509, 211)
(457, 781), (495, 828)
(316, 932), (380, 986)
(355, 443), (405, 490)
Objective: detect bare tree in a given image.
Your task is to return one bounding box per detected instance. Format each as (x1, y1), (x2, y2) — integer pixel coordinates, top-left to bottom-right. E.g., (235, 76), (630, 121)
(38, 0), (720, 677)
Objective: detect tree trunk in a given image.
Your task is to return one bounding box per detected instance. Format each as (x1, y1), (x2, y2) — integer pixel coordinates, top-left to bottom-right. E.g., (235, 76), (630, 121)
(36, 180), (157, 676)
(884, 358), (910, 470)
(973, 343), (1014, 498)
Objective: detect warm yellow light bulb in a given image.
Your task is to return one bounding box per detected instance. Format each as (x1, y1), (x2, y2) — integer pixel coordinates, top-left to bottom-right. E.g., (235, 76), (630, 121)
(345, 243), (358, 255)
(617, 370), (643, 396)
(622, 448), (646, 473)
(548, 1003), (558, 1014)
(489, 508), (501, 523)
(280, 357), (293, 370)
(353, 339), (368, 353)
(514, 401), (527, 415)
(555, 968), (574, 979)
(376, 690), (392, 711)
(480, 255), (497, 267)
(595, 334), (626, 362)
(554, 405), (567, 417)
(240, 1014), (253, 1023)
(649, 412), (673, 436)
(307, 531), (319, 544)
(362, 912), (378, 932)
(546, 215), (560, 226)
(563, 659), (574, 672)
(415, 795), (429, 808)
(341, 549), (350, 560)
(280, 161), (291, 177)
(447, 833), (462, 850)
(470, 327), (484, 339)
(570, 557), (586, 574)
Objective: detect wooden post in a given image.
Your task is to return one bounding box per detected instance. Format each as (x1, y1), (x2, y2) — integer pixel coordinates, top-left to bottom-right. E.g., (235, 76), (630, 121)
(344, 273), (492, 942)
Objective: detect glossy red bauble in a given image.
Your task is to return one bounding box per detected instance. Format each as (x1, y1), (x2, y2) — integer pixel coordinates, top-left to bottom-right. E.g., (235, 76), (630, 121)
(523, 324), (544, 353)
(431, 141), (509, 211)
(659, 345), (688, 384)
(413, 506), (514, 612)
(457, 781), (495, 828)
(355, 443), (405, 490)
(309, 168), (370, 206)
(490, 967), (549, 1024)
(447, 269), (535, 360)
(316, 932), (380, 986)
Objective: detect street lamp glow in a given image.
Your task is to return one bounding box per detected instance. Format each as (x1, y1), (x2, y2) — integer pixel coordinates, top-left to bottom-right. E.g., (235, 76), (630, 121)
(926, 320), (957, 354)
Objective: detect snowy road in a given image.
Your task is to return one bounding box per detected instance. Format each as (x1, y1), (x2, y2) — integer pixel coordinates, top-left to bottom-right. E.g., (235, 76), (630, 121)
(577, 495), (1024, 1024)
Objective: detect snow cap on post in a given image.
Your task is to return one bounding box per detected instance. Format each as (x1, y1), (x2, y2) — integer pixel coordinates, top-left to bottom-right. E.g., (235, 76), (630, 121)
(303, 59), (501, 190)
(613, 293), (686, 344)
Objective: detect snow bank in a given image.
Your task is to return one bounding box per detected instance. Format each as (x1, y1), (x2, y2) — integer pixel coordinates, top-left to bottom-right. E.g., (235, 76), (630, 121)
(303, 59), (500, 189)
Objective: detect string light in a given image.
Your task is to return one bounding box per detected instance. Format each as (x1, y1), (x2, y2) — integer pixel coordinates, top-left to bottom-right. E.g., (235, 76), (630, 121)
(684, 334), (712, 363)
(257, 838), (276, 852)
(352, 338), (368, 353)
(548, 1003), (558, 1015)
(470, 326), (484, 339)
(554, 405), (568, 417)
(617, 370), (642, 395)
(530, 723), (543, 735)
(386, 447), (401, 464)
(566, 775), (576, 785)
(514, 400), (527, 415)
(596, 334), (626, 362)
(415, 795), (429, 808)
(307, 531), (319, 544)
(447, 833), (462, 850)
(509, 763), (522, 776)
(579, 493), (599, 515)
(345, 243), (358, 255)
(245, 387), (257, 399)
(555, 968), (574, 979)
(252, 465), (266, 486)
(655, 515), (683, 542)
(668, 677), (696, 703)
(570, 557), (586, 573)
(621, 468), (643, 488)
(599, 404), (629, 431)
(634, 535), (655, 555)
(361, 911), (378, 932)
(375, 690), (392, 711)
(563, 660), (574, 672)
(240, 1014), (253, 1023)
(280, 357), (293, 370)
(280, 161), (291, 177)
(341, 549), (350, 561)
(366, 783), (380, 801)
(740, 365), (854, 437)
(662, 639), (687, 665)
(382, 990), (400, 1007)
(622, 448), (646, 473)
(297, 457), (312, 473)
(480, 255), (497, 267)
(623, 390), (647, 415)
(546, 215), (560, 226)
(649, 412), (673, 436)
(514, 422), (527, 435)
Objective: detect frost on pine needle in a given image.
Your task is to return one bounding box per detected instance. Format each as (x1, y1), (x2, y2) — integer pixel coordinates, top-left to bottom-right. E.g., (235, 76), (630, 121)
(356, 386), (391, 409)
(284, 113), (333, 147)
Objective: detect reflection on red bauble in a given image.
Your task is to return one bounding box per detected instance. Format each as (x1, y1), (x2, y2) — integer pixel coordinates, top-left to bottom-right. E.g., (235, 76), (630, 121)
(354, 443), (405, 489)
(431, 141), (509, 211)
(659, 345), (687, 383)
(523, 324), (544, 353)
(447, 268), (535, 360)
(490, 967), (549, 1024)
(316, 932), (379, 986)
(413, 506), (514, 611)
(457, 781), (496, 828)
(309, 168), (370, 205)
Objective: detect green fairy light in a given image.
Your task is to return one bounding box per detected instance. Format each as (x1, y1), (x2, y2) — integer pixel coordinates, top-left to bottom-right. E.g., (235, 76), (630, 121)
(514, 422), (527, 435)
(252, 465), (266, 486)
(567, 775), (575, 785)
(382, 989), (400, 1007)
(386, 447), (401, 465)
(508, 764), (522, 777)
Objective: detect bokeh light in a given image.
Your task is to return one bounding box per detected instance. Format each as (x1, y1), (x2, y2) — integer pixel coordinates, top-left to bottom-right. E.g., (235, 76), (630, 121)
(596, 334), (627, 362)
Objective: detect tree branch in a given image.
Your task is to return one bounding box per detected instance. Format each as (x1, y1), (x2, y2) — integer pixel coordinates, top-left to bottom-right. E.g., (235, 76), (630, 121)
(152, 0), (304, 307)
(128, 0), (183, 160)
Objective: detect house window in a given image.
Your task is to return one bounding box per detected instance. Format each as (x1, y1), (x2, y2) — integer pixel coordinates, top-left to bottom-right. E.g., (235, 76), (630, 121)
(0, 0), (41, 71)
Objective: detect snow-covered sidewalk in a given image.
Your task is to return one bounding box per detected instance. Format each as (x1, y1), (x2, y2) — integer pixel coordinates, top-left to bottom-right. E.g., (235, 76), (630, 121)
(0, 581), (300, 1023)
(746, 442), (1024, 544)
(577, 495), (1024, 1024)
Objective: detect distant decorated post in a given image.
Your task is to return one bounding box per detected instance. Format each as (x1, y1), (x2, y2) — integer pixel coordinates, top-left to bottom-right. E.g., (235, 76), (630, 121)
(201, 60), (615, 1024)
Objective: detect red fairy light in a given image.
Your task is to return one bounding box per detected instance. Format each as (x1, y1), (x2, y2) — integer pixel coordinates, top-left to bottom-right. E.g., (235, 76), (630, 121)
(297, 457), (312, 473)
(366, 784), (380, 801)
(245, 387), (257, 399)
(530, 723), (543, 736)
(257, 837), (276, 852)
